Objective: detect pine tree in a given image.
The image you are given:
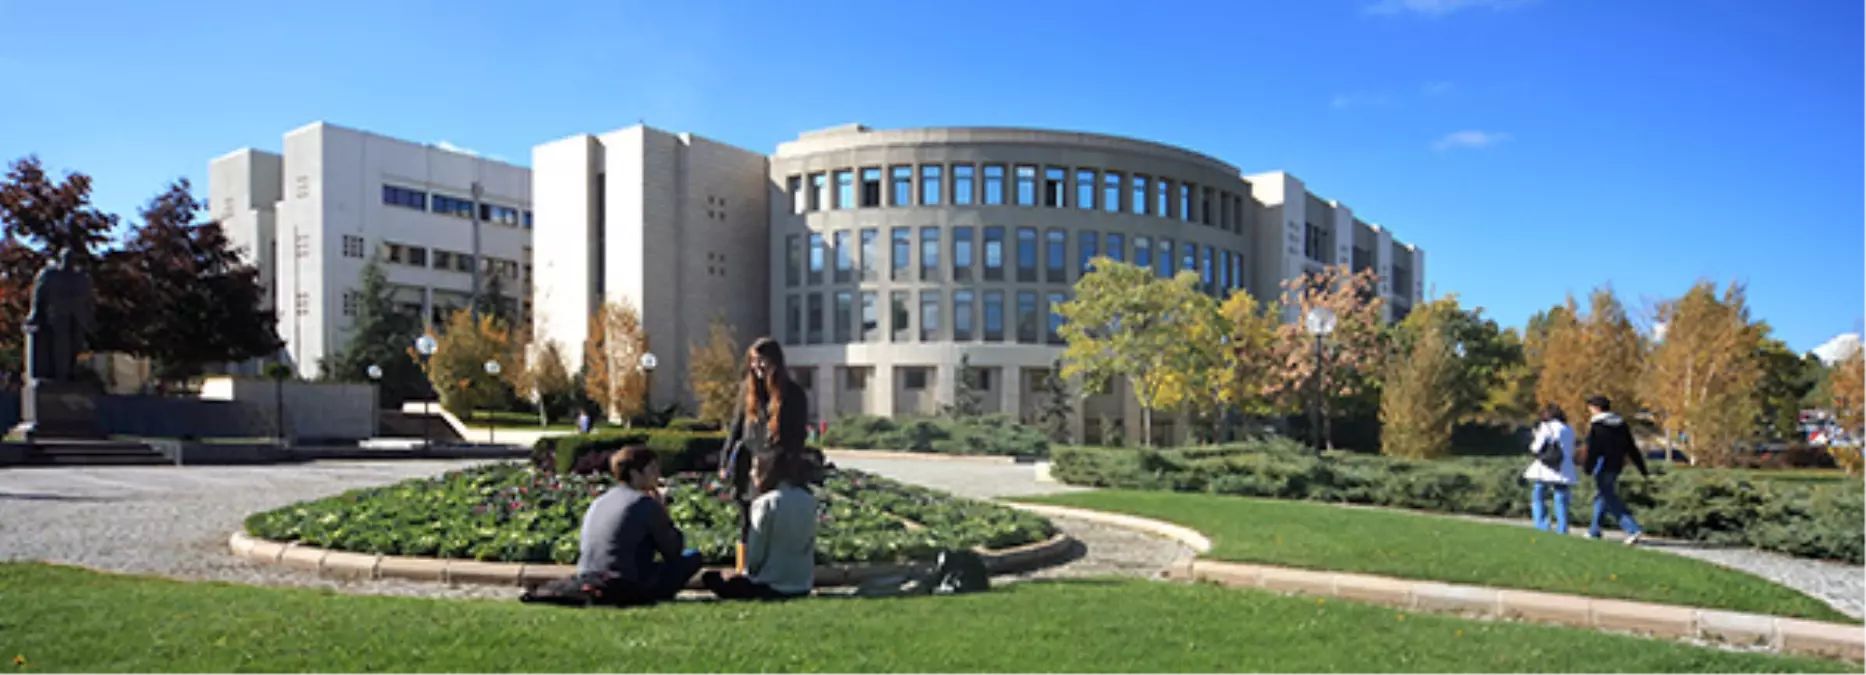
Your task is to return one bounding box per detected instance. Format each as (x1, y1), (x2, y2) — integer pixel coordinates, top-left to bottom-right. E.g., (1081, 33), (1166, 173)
(321, 257), (427, 406)
(1380, 303), (1460, 459)
(1036, 358), (1074, 443)
(425, 309), (512, 418)
(477, 271), (512, 327)
(945, 353), (985, 418)
(688, 314), (740, 425)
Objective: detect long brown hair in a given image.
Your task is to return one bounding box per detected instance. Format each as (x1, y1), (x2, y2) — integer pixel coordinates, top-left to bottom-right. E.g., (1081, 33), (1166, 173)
(742, 337), (792, 444)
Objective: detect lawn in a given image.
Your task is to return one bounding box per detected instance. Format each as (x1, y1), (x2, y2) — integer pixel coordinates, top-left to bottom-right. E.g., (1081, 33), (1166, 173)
(1017, 490), (1853, 623)
(0, 563), (1845, 673)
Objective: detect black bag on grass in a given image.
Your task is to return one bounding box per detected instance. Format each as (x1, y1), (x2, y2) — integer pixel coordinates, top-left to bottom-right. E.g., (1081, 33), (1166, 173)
(519, 571), (618, 607)
(855, 549), (992, 598)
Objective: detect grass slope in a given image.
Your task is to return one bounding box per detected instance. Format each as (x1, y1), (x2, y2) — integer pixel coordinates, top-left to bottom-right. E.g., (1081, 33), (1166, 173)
(1019, 490), (1852, 623)
(0, 563), (1844, 673)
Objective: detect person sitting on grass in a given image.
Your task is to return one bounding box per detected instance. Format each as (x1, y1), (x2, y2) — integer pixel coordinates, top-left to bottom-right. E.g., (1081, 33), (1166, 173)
(577, 445), (703, 606)
(702, 450), (816, 601)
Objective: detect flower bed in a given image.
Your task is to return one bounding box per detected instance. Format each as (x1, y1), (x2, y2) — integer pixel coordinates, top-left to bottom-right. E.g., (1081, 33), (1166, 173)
(243, 462), (1054, 566)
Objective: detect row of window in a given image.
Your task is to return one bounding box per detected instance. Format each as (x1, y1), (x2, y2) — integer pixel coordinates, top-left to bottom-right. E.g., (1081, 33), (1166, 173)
(785, 164), (1249, 234)
(783, 227), (1250, 295)
(381, 184), (533, 228)
(338, 291), (526, 326)
(376, 240), (530, 284)
(783, 288), (1071, 347)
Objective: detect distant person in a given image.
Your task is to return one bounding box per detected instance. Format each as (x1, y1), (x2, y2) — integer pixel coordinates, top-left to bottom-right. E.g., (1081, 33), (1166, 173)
(576, 446), (703, 606)
(702, 450), (816, 601)
(720, 337), (812, 571)
(576, 410), (593, 435)
(1523, 403), (1577, 533)
(1583, 396), (1651, 545)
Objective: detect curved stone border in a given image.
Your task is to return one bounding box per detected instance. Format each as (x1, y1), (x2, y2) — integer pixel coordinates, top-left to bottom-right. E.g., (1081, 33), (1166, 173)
(999, 501), (1863, 663)
(229, 530), (1075, 592)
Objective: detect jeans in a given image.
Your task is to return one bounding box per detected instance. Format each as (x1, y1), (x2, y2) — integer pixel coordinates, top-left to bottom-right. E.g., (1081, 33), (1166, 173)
(1530, 481), (1571, 533)
(609, 550), (704, 606)
(1589, 471), (1643, 538)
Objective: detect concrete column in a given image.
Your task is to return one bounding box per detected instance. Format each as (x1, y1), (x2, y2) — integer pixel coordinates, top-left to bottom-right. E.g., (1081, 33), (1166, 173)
(873, 363), (895, 417)
(1001, 366), (1022, 423)
(815, 364), (836, 423)
(421, 286), (435, 330)
(935, 361), (957, 410)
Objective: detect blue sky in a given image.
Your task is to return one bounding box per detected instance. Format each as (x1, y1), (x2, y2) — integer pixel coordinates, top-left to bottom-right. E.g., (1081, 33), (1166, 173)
(0, 0), (1858, 353)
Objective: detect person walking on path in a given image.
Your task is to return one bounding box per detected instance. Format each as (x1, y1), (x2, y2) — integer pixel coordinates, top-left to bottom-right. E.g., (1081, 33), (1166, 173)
(1583, 395), (1651, 544)
(1524, 403), (1578, 533)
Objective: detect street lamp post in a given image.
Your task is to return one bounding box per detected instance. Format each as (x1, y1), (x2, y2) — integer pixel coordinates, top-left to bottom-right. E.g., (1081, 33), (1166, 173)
(366, 364), (383, 438)
(638, 352), (658, 422)
(1303, 307), (1338, 457)
(483, 359), (502, 445)
(469, 181), (484, 324)
(415, 335), (438, 453)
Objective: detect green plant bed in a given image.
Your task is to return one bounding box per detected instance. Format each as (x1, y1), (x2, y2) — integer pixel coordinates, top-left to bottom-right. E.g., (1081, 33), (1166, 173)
(531, 429), (730, 475)
(823, 414), (1050, 457)
(1, 564), (1846, 673)
(1051, 439), (1865, 563)
(1019, 490), (1855, 623)
(242, 462), (1054, 566)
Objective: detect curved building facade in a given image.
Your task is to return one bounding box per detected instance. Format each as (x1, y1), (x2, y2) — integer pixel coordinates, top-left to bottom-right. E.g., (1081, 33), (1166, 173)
(532, 123), (1424, 444)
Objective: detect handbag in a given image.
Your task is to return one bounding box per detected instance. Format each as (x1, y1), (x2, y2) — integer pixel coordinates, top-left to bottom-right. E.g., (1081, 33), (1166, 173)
(1535, 427), (1564, 471)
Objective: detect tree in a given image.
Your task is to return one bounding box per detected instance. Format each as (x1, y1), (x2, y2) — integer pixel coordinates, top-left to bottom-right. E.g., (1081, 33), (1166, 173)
(112, 180), (281, 383)
(1381, 304), (1460, 459)
(476, 271), (513, 327)
(425, 309), (512, 418)
(1534, 288), (1644, 431)
(1215, 290), (1282, 424)
(0, 156), (118, 377)
(1827, 348), (1863, 474)
(321, 257), (426, 407)
(1266, 264), (1386, 450)
(1480, 329), (1539, 427)
(1389, 295), (1524, 426)
(688, 314), (740, 425)
(1752, 336), (1820, 441)
(945, 353), (986, 418)
(1035, 358), (1075, 443)
(583, 299), (649, 425)
(1533, 299), (1588, 420)
(1057, 259), (1208, 446)
(1640, 281), (1761, 466)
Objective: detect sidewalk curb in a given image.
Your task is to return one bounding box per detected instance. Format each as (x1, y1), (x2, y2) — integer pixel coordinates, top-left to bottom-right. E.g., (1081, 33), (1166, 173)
(997, 500), (1863, 663)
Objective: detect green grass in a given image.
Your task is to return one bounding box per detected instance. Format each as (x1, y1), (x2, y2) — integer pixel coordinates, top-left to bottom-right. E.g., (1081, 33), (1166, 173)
(1018, 490), (1853, 623)
(0, 563), (1844, 673)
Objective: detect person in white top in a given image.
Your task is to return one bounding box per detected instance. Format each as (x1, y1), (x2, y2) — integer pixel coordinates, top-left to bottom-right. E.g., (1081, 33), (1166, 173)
(1523, 403), (1578, 533)
(701, 450), (817, 600)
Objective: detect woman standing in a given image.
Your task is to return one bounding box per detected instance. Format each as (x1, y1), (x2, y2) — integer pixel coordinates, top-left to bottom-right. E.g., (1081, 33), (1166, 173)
(1524, 403), (1578, 533)
(719, 337), (810, 571)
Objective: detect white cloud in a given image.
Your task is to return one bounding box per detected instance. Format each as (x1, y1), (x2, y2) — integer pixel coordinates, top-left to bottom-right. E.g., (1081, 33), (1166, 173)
(1813, 333), (1862, 365)
(1432, 130), (1512, 151)
(434, 140), (481, 157)
(1366, 0), (1537, 16)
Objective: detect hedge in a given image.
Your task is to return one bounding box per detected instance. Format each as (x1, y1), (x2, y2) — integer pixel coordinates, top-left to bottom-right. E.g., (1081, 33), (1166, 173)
(532, 430), (729, 475)
(1052, 440), (1865, 564)
(822, 414), (1050, 458)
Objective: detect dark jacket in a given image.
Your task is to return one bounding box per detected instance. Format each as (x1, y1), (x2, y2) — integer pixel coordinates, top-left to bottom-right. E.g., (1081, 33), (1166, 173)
(722, 379), (811, 500)
(1584, 412), (1650, 477)
(576, 486), (685, 592)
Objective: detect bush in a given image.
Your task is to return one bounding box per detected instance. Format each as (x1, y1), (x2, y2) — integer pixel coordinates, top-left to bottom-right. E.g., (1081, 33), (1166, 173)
(823, 414), (1050, 458)
(1051, 441), (1864, 563)
(666, 417), (721, 432)
(532, 429), (728, 475)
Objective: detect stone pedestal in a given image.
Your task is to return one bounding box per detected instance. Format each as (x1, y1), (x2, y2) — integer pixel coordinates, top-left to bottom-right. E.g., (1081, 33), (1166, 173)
(9, 379), (105, 441)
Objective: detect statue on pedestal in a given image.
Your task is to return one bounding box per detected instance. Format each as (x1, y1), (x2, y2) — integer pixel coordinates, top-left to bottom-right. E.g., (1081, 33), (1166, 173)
(24, 247), (96, 385)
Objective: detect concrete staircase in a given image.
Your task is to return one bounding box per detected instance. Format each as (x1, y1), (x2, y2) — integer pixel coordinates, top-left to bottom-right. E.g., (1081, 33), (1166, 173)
(4, 439), (170, 467)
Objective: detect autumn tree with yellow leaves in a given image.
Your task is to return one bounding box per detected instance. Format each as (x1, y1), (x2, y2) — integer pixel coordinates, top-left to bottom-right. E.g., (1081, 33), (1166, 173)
(688, 314), (742, 426)
(1828, 348), (1864, 475)
(1057, 259), (1213, 446)
(584, 299), (649, 425)
(1640, 281), (1763, 466)
(1381, 302), (1460, 459)
(424, 309), (512, 418)
(1535, 288), (1644, 430)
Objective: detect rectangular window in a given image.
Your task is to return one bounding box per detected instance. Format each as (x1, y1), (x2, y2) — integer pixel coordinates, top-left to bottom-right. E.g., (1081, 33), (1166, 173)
(920, 165), (943, 206)
(891, 227), (912, 281)
(1014, 165), (1037, 206)
(834, 291), (854, 343)
(1228, 252), (1241, 290)
(861, 291), (879, 342)
(903, 368), (929, 391)
(1221, 192), (1232, 230)
(342, 291), (360, 318)
(808, 233), (825, 284)
(983, 226), (1005, 282)
(384, 242), (405, 264)
(809, 173), (827, 211)
(480, 204), (521, 226)
(1047, 291), (1067, 345)
(891, 166), (913, 206)
(341, 235), (365, 259)
(1016, 227), (1038, 283)
(1044, 167), (1066, 207)
(859, 228), (879, 281)
(1076, 169), (1096, 210)
(432, 194), (474, 218)
(1157, 238), (1174, 278)
(952, 226), (974, 282)
(788, 176), (805, 214)
(381, 185), (428, 210)
(1045, 228), (1067, 283)
(407, 246), (428, 267)
(983, 165), (1005, 205)
(953, 290), (975, 341)
(1079, 231), (1099, 274)
(921, 227), (941, 281)
(920, 291), (940, 342)
(1106, 233), (1125, 263)
(1182, 242), (1198, 273)
(1156, 179), (1170, 218)
(1102, 171), (1122, 213)
(891, 291), (911, 342)
(953, 165), (975, 205)
(1134, 235), (1152, 269)
(1304, 223), (1325, 261)
(834, 170), (854, 209)
(1201, 245), (1214, 291)
(785, 295), (801, 344)
(860, 167), (882, 207)
(785, 235), (802, 287)
(433, 250), (454, 271)
(456, 253), (474, 272)
(524, 211), (533, 228)
(833, 231), (853, 283)
(983, 291), (1005, 342)
(1202, 187), (1214, 225)
(1217, 248), (1229, 292)
(806, 293), (824, 344)
(1131, 175), (1149, 215)
(1016, 291), (1040, 344)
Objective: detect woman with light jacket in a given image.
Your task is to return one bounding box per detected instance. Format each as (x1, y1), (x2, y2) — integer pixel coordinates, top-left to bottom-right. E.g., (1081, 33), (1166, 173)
(1524, 403), (1578, 533)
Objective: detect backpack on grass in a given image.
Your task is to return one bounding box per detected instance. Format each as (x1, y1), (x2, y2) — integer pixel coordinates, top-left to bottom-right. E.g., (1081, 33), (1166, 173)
(854, 549), (992, 598)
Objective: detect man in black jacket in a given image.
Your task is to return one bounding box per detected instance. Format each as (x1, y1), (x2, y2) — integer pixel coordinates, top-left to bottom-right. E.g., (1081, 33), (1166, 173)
(1583, 396), (1650, 544)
